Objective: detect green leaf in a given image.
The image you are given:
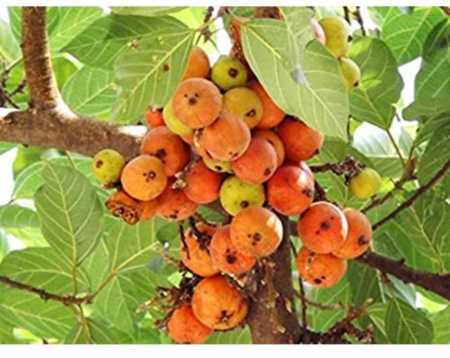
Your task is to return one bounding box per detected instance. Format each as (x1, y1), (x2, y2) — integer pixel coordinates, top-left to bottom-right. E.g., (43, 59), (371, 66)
(0, 289), (76, 340)
(385, 298), (433, 343)
(111, 7), (186, 17)
(349, 38), (403, 129)
(241, 19), (349, 140)
(0, 247), (89, 294)
(0, 18), (20, 64)
(206, 327), (252, 344)
(403, 97), (450, 120)
(13, 146), (47, 177)
(34, 162), (104, 266)
(0, 321), (18, 344)
(0, 142), (15, 155)
(112, 18), (194, 122)
(415, 48), (450, 100)
(422, 18), (449, 61)
(62, 67), (116, 119)
(415, 112), (450, 145)
(347, 261), (383, 306)
(53, 55), (80, 90)
(0, 204), (40, 229)
(367, 303), (391, 343)
(430, 307), (450, 343)
(376, 7), (446, 65)
(0, 231), (9, 263)
(65, 318), (133, 344)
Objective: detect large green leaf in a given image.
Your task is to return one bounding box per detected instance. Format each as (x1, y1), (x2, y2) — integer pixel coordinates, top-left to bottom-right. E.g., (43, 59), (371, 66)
(111, 7), (186, 17)
(0, 231), (9, 263)
(0, 18), (20, 64)
(376, 7), (446, 65)
(415, 48), (450, 101)
(385, 298), (433, 343)
(349, 38), (403, 129)
(65, 318), (133, 344)
(0, 204), (40, 229)
(422, 18), (449, 61)
(241, 19), (349, 140)
(112, 18), (195, 122)
(403, 97), (450, 120)
(0, 142), (15, 155)
(62, 67), (116, 119)
(347, 261), (383, 306)
(34, 162), (104, 267)
(367, 303), (391, 343)
(206, 327), (252, 344)
(430, 307), (450, 343)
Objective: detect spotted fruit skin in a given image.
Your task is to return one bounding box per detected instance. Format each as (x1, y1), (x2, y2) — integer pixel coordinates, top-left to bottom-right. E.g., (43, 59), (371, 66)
(183, 160), (222, 204)
(248, 81), (285, 129)
(203, 157), (233, 174)
(297, 247), (347, 288)
(145, 109), (165, 128)
(163, 100), (193, 136)
(319, 16), (352, 58)
(340, 57), (361, 90)
(182, 47), (210, 80)
(349, 168), (382, 199)
(167, 304), (213, 344)
(219, 176), (265, 216)
(157, 186), (198, 221)
(92, 149), (125, 185)
(211, 55), (248, 90)
(253, 129), (286, 167)
(223, 87), (263, 128)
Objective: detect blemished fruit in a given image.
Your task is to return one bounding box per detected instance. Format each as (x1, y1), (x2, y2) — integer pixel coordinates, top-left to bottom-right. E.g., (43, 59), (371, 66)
(106, 190), (142, 225)
(92, 149), (125, 185)
(163, 100), (193, 137)
(172, 78), (222, 129)
(192, 275), (248, 330)
(157, 186), (198, 221)
(146, 108), (165, 128)
(182, 47), (210, 80)
(199, 111), (251, 162)
(319, 16), (352, 58)
(310, 18), (326, 45)
(340, 57), (361, 90)
(231, 137), (277, 184)
(297, 201), (348, 254)
(277, 118), (324, 161)
(140, 126), (190, 177)
(349, 168), (382, 199)
(333, 208), (372, 259)
(267, 164), (315, 216)
(138, 198), (160, 221)
(203, 157), (233, 173)
(167, 304), (213, 344)
(181, 222), (219, 277)
(223, 87), (263, 128)
(121, 155), (167, 201)
(183, 161), (222, 204)
(210, 225), (256, 275)
(253, 129), (286, 167)
(296, 247), (347, 288)
(211, 55), (248, 90)
(230, 207), (283, 258)
(219, 176), (265, 216)
(248, 81), (285, 129)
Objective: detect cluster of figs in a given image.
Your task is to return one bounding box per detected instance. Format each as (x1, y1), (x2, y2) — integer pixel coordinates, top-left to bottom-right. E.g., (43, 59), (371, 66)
(91, 15), (382, 344)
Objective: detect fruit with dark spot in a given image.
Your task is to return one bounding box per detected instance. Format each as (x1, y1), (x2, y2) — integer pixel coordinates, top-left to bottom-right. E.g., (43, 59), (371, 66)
(181, 222), (219, 277)
(333, 208), (372, 259)
(203, 157), (233, 174)
(105, 190), (142, 225)
(253, 129), (286, 167)
(157, 186), (198, 221)
(230, 207), (283, 258)
(138, 198), (160, 221)
(349, 168), (382, 199)
(192, 275), (248, 330)
(267, 164), (315, 216)
(248, 81), (285, 129)
(121, 155), (167, 201)
(92, 149), (125, 185)
(219, 176), (265, 216)
(182, 47), (210, 80)
(199, 111), (251, 161)
(211, 55), (248, 90)
(339, 57), (361, 90)
(319, 16), (352, 58)
(145, 108), (165, 128)
(310, 18), (326, 44)
(172, 78), (222, 129)
(296, 247), (347, 288)
(231, 137), (277, 184)
(163, 100), (193, 137)
(167, 304), (212, 343)
(183, 160), (222, 204)
(210, 225), (256, 275)
(140, 126), (190, 177)
(223, 87), (263, 128)
(297, 201), (348, 254)
(277, 118), (324, 162)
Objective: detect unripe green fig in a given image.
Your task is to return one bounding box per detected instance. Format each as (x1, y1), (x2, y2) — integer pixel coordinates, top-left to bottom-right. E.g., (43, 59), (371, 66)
(203, 157), (233, 173)
(92, 149), (125, 185)
(163, 100), (193, 137)
(219, 176), (265, 216)
(349, 168), (382, 199)
(319, 16), (352, 58)
(223, 87), (263, 128)
(211, 55), (248, 91)
(340, 57), (361, 90)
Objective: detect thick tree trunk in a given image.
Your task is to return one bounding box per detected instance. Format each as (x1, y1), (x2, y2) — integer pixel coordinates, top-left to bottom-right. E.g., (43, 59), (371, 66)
(246, 217), (302, 343)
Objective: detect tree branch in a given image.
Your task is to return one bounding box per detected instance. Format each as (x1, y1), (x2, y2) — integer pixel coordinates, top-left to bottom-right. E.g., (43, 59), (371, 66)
(0, 275), (92, 305)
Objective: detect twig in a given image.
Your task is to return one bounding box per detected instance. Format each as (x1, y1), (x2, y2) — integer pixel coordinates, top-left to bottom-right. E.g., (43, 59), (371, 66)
(353, 6), (367, 36)
(0, 275), (91, 306)
(343, 6), (351, 24)
(290, 242), (307, 328)
(179, 223), (189, 259)
(386, 129), (406, 169)
(0, 86), (20, 109)
(440, 7), (450, 16)
(310, 156), (361, 177)
(372, 159), (450, 230)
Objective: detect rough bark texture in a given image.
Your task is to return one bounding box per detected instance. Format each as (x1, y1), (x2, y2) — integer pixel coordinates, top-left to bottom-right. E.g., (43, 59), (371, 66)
(246, 217), (302, 343)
